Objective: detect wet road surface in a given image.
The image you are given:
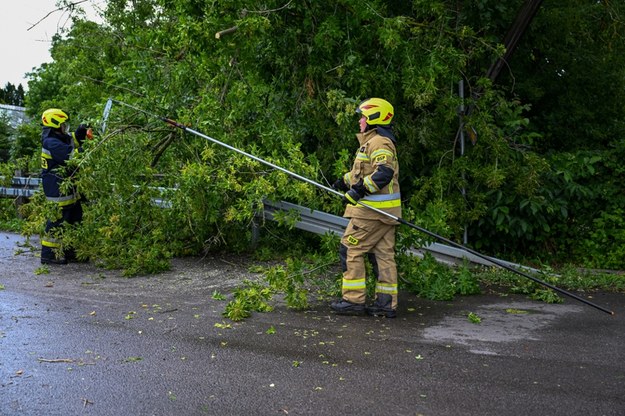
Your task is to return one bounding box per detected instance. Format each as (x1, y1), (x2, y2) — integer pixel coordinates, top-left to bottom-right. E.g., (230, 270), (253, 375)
(1, 232), (624, 415)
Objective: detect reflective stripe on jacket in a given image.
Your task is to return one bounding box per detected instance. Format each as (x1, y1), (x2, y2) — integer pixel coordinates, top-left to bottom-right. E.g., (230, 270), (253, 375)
(343, 128), (401, 224)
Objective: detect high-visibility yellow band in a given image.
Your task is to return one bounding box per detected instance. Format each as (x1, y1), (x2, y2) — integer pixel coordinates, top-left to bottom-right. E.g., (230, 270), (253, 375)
(376, 283), (398, 294)
(356, 199), (401, 209)
(342, 278), (366, 290)
(72, 133), (80, 148)
(356, 152), (370, 161)
(42, 239), (61, 248)
(46, 194), (79, 206)
(58, 197), (79, 207)
(371, 149), (394, 159)
(364, 176), (378, 193)
(345, 193), (358, 205)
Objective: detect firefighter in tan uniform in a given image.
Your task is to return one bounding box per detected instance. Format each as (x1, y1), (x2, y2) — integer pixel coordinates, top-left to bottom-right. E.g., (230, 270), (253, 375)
(330, 98), (401, 318)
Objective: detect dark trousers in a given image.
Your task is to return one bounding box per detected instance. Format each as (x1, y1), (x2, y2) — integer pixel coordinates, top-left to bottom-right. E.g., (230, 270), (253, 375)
(41, 201), (83, 260)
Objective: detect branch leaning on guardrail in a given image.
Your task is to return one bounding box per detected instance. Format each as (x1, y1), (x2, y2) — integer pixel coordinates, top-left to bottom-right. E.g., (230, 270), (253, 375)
(97, 98), (615, 315)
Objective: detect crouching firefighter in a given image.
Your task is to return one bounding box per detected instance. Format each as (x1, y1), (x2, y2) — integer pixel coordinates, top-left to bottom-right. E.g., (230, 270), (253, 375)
(40, 108), (90, 264)
(330, 98), (401, 318)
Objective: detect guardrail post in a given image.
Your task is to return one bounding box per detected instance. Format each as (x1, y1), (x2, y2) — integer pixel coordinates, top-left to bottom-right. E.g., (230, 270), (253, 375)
(250, 218), (260, 249)
(13, 170), (27, 218)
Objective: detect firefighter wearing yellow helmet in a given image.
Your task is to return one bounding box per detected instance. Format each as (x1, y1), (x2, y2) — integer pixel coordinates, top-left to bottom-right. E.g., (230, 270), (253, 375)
(40, 108), (91, 264)
(330, 98), (401, 318)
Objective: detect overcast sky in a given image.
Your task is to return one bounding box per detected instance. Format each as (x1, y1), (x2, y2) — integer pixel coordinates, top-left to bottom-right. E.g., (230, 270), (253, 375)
(1, 0), (104, 89)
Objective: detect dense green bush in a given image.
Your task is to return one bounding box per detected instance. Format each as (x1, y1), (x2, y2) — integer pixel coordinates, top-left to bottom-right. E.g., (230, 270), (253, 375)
(582, 209), (625, 270)
(0, 0), (622, 277)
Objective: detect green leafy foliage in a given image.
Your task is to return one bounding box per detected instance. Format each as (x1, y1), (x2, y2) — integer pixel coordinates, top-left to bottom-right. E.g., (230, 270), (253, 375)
(582, 209), (625, 270)
(399, 253), (481, 301)
(0, 0), (623, 277)
(222, 240), (340, 321)
(0, 199), (23, 232)
(467, 312), (481, 324)
(223, 280), (274, 321)
(0, 114), (11, 163)
(10, 123), (41, 172)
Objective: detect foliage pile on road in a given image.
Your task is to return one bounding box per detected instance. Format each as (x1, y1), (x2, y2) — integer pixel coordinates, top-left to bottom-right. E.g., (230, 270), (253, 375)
(1, 0), (624, 278)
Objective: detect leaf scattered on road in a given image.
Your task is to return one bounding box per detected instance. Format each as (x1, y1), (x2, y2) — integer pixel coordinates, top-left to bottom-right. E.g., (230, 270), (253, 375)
(505, 308), (529, 314)
(467, 312), (482, 324)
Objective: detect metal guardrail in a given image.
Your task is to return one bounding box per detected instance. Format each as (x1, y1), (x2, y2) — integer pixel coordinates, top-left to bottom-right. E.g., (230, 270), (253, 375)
(261, 199), (539, 271)
(0, 176), (40, 198)
(263, 200), (349, 237)
(0, 177), (540, 271)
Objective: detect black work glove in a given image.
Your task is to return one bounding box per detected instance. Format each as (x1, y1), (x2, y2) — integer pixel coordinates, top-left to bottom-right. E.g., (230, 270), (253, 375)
(332, 178), (349, 192)
(74, 124), (89, 144)
(343, 179), (367, 205)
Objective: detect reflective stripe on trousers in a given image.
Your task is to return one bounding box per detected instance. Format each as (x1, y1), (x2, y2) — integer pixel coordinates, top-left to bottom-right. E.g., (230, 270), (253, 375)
(46, 193), (80, 206)
(339, 217), (398, 308)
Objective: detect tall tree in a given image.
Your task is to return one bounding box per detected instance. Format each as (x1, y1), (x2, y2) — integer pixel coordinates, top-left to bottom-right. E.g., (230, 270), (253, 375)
(0, 83), (26, 106)
(0, 114), (11, 162)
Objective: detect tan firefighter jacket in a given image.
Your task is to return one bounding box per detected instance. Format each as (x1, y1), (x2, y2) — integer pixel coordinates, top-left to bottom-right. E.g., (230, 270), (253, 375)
(342, 128), (401, 224)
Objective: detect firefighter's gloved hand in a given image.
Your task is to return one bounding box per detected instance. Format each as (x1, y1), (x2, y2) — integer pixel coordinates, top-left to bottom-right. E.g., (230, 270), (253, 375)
(332, 178), (349, 192)
(343, 179), (367, 205)
(74, 124), (89, 144)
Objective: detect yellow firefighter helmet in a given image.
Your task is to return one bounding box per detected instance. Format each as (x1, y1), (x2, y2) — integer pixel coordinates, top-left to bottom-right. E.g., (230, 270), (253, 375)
(356, 98), (394, 126)
(42, 108), (69, 129)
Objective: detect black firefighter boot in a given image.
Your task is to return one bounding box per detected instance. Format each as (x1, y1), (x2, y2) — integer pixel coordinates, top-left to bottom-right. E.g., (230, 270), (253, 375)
(366, 294), (397, 318)
(41, 247), (67, 265)
(330, 298), (365, 315)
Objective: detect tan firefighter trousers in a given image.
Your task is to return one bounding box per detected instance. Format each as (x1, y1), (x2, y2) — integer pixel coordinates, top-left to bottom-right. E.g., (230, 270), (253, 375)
(339, 217), (398, 308)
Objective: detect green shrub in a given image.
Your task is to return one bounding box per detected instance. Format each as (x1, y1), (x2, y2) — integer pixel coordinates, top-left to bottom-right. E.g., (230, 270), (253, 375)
(582, 208), (625, 270)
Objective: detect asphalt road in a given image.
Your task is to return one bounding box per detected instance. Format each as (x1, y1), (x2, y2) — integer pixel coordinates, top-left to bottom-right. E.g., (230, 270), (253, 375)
(1, 232), (624, 416)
